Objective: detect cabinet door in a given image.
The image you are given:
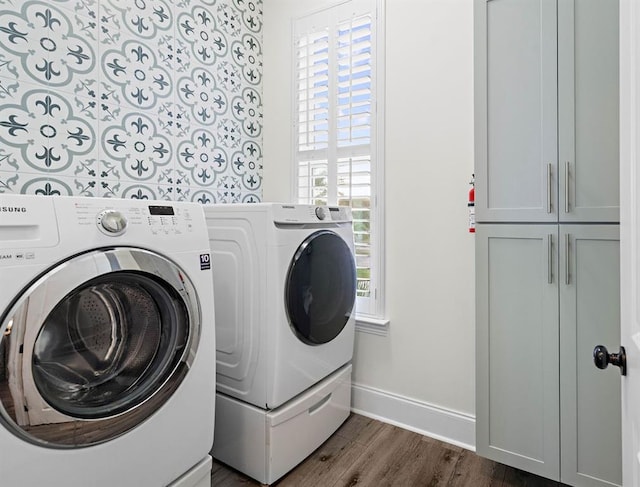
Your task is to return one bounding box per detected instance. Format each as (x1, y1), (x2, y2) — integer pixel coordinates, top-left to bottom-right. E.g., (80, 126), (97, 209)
(559, 225), (621, 486)
(474, 0), (557, 223)
(558, 0), (619, 223)
(476, 225), (560, 479)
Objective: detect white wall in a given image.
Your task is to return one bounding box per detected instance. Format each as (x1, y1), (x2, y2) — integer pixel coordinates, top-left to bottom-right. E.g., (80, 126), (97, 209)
(263, 0), (476, 445)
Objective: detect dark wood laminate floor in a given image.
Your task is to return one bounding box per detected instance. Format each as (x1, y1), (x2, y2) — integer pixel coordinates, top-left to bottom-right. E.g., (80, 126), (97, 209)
(211, 413), (568, 487)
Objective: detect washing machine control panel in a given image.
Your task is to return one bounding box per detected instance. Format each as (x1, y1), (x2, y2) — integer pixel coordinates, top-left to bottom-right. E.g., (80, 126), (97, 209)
(69, 201), (197, 239)
(0, 196), (208, 271)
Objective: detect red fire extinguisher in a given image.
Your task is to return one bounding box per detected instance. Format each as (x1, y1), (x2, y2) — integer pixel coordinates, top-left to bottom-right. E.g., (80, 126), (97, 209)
(468, 174), (475, 233)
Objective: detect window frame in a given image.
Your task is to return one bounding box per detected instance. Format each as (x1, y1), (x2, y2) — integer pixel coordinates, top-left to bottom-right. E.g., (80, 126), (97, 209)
(291, 0), (387, 331)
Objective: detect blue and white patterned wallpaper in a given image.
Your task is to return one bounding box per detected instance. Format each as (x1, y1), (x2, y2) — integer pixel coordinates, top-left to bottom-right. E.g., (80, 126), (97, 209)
(0, 0), (263, 203)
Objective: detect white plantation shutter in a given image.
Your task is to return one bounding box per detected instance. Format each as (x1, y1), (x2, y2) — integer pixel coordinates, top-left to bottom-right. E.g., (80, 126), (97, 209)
(337, 155), (372, 299)
(294, 0), (383, 318)
(297, 30), (329, 153)
(297, 159), (329, 205)
(337, 15), (372, 149)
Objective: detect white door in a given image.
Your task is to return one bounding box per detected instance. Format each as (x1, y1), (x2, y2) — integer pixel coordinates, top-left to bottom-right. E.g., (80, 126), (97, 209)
(620, 1), (640, 485)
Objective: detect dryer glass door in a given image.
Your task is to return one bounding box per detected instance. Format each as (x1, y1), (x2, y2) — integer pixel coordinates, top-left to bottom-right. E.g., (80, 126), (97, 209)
(0, 248), (200, 448)
(285, 230), (356, 345)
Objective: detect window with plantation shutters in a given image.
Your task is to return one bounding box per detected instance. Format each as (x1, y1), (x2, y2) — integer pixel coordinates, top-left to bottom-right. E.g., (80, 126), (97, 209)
(294, 0), (384, 321)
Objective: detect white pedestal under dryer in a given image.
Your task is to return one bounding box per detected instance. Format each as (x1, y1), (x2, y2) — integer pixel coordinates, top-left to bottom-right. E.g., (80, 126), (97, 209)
(0, 195), (216, 487)
(205, 203), (357, 484)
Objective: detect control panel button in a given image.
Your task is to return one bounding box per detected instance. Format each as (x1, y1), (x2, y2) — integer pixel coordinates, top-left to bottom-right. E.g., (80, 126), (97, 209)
(97, 210), (128, 236)
(315, 206), (327, 220)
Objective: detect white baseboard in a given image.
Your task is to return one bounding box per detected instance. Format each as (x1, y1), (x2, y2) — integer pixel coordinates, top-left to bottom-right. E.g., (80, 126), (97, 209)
(350, 382), (476, 451)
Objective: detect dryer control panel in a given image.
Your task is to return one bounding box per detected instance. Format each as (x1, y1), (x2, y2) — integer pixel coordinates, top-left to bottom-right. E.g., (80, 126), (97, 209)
(273, 204), (352, 224)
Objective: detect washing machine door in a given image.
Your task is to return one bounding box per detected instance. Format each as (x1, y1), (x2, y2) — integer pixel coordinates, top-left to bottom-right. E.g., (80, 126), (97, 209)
(0, 248), (200, 448)
(285, 230), (356, 345)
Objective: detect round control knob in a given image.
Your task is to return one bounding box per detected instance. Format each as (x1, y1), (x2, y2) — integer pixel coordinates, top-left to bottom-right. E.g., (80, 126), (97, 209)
(315, 206), (327, 220)
(97, 210), (127, 236)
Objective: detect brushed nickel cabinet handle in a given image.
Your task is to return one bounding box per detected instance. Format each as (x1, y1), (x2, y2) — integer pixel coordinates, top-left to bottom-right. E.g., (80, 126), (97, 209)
(547, 163), (553, 214)
(565, 233), (570, 285)
(565, 161), (570, 213)
(548, 234), (553, 284)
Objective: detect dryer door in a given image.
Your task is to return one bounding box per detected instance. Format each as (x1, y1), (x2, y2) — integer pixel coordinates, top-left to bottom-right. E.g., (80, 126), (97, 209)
(0, 248), (200, 448)
(285, 230), (356, 345)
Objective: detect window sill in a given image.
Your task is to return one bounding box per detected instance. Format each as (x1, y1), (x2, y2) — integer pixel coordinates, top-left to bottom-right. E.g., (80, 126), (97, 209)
(355, 315), (390, 336)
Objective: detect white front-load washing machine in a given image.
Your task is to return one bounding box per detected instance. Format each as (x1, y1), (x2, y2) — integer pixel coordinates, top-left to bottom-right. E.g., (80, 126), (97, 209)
(0, 195), (216, 487)
(205, 203), (356, 484)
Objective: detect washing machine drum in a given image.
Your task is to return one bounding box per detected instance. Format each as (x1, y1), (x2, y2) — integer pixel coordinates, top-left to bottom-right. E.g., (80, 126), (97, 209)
(34, 272), (186, 419)
(286, 230), (356, 345)
(0, 248), (201, 448)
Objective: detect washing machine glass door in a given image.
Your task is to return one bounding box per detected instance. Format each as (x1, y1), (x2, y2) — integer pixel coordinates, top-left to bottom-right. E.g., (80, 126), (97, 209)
(285, 230), (356, 345)
(0, 248), (200, 448)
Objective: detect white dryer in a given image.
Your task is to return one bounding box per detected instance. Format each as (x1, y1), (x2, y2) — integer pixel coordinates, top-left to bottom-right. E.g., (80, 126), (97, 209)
(205, 203), (356, 484)
(0, 195), (216, 487)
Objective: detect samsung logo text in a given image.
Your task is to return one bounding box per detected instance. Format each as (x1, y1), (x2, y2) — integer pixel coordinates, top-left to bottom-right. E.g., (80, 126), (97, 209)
(0, 207), (27, 213)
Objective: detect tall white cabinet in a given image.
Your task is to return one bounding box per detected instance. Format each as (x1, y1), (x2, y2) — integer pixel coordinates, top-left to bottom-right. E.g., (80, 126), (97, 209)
(474, 1), (621, 485)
